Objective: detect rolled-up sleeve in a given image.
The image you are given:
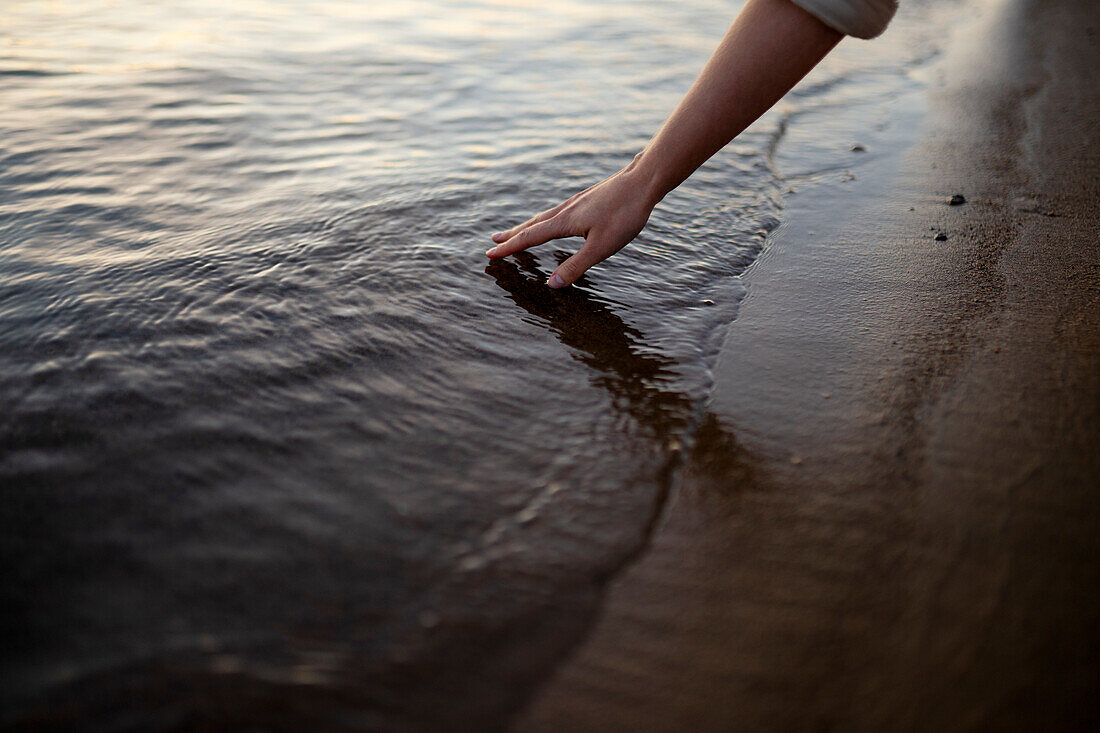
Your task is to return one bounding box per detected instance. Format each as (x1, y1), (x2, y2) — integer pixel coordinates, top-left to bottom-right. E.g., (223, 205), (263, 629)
(789, 0), (898, 39)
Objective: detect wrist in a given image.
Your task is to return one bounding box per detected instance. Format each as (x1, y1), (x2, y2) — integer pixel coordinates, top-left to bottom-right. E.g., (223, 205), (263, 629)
(622, 150), (671, 209)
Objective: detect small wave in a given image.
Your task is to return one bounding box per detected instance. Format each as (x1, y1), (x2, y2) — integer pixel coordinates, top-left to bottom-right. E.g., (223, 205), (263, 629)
(0, 0), (957, 728)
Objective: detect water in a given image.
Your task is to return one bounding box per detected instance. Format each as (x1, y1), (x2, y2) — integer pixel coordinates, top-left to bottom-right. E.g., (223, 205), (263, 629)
(1, 0), (955, 728)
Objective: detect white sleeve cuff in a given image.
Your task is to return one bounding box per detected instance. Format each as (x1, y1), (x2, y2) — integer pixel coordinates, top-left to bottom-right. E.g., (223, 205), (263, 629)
(790, 0), (898, 39)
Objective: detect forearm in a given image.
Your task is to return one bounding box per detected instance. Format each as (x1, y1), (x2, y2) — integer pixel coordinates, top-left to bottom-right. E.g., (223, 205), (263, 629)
(487, 0), (849, 288)
(630, 0), (843, 206)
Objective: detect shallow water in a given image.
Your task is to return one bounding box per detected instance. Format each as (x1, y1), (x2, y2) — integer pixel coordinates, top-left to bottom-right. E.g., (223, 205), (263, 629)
(1, 0), (953, 728)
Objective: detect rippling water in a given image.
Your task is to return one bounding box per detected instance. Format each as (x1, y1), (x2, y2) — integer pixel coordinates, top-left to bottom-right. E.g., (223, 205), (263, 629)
(1, 0), (953, 728)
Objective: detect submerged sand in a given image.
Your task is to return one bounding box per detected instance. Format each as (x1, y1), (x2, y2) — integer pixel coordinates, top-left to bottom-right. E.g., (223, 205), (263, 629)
(516, 0), (1100, 729)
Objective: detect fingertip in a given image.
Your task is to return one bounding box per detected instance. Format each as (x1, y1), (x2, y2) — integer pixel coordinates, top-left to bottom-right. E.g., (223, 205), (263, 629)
(491, 232), (506, 242)
(547, 273), (566, 289)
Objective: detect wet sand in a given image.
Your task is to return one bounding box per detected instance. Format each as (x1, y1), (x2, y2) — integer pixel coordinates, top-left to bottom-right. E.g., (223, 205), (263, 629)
(515, 0), (1100, 729)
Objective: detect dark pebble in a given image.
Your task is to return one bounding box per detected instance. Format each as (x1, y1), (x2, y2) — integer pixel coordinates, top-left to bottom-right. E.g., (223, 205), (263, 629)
(850, 144), (866, 152)
(949, 194), (966, 205)
(703, 299), (716, 306)
(935, 232), (948, 241)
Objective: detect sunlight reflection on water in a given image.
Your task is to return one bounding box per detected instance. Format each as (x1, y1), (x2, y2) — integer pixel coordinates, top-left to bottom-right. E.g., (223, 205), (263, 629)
(0, 0), (953, 727)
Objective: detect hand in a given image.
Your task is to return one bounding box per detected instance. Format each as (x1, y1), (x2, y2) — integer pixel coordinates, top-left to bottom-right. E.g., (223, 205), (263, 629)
(485, 0), (842, 289)
(486, 163), (657, 288)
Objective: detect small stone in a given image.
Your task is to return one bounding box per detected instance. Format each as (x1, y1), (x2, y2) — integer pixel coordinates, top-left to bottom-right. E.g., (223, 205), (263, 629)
(949, 194), (966, 205)
(850, 144), (866, 152)
(702, 299), (715, 306)
(935, 232), (948, 241)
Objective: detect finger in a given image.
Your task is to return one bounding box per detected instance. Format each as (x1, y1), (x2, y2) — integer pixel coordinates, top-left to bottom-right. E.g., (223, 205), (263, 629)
(486, 217), (573, 258)
(490, 209), (555, 243)
(490, 199), (570, 243)
(547, 238), (607, 288)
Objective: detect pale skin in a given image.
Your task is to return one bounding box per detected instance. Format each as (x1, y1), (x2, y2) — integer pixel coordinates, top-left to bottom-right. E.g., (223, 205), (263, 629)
(485, 0), (843, 287)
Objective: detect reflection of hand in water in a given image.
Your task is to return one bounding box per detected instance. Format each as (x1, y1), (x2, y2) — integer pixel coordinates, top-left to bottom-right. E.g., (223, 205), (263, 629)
(485, 253), (756, 487)
(485, 253), (693, 441)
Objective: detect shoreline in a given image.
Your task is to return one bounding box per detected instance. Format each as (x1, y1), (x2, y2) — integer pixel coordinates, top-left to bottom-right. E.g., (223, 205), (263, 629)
(515, 0), (1100, 729)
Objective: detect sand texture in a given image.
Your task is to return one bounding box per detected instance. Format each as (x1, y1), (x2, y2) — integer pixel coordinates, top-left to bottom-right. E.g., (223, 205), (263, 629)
(516, 0), (1100, 729)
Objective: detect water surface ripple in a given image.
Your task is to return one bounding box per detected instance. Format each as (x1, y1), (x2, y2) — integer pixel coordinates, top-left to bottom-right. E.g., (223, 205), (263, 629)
(1, 0), (947, 728)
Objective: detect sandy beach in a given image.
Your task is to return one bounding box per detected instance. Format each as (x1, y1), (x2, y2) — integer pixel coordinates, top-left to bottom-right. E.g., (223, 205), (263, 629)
(1, 0), (1095, 728)
(516, 0), (1100, 729)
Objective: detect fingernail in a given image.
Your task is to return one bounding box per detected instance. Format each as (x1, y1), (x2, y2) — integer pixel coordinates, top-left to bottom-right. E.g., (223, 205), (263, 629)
(491, 232), (505, 242)
(548, 274), (565, 289)
(485, 247), (498, 257)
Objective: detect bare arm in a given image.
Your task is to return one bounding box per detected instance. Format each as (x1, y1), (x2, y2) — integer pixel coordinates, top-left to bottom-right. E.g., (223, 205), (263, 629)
(486, 0), (843, 288)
